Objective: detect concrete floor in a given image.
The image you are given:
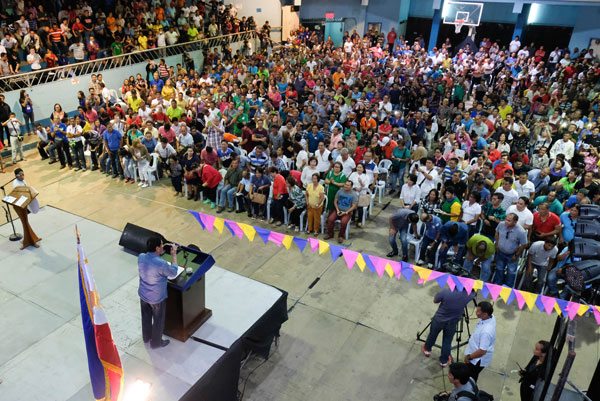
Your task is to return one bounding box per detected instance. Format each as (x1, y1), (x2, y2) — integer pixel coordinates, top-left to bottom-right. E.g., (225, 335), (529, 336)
(0, 151), (598, 401)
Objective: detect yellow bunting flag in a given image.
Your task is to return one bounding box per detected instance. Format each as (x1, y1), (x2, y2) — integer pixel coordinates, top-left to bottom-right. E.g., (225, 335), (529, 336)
(282, 235), (293, 250)
(413, 266), (433, 282)
(577, 304), (589, 316)
(318, 240), (330, 255)
(355, 253), (366, 272)
(213, 217), (225, 234)
(238, 223), (256, 242)
(521, 291), (538, 311)
(554, 302), (563, 316)
(473, 280), (484, 291)
(384, 264), (394, 278)
(499, 287), (512, 304)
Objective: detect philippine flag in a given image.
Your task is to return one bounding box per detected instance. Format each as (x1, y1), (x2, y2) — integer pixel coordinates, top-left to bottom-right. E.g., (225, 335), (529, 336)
(78, 234), (124, 401)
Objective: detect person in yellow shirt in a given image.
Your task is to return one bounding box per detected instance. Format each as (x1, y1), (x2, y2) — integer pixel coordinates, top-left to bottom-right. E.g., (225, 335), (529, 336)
(138, 32), (148, 50)
(161, 79), (175, 100)
(187, 25), (199, 41)
(127, 90), (143, 113)
(332, 70), (345, 89)
(498, 98), (512, 120)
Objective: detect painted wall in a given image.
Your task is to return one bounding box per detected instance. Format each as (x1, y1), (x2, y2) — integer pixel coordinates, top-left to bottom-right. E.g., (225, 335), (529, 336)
(527, 3), (578, 26)
(364, 0), (401, 37)
(225, 0), (283, 41)
(4, 50), (204, 124)
(568, 6), (600, 51)
(299, 0), (366, 35)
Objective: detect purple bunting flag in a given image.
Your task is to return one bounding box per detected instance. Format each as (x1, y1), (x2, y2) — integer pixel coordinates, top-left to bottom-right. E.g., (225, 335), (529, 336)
(293, 237), (308, 253)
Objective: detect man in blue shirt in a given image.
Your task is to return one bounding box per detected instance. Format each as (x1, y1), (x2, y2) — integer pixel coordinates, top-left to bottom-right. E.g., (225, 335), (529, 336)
(325, 181), (358, 243)
(306, 125), (324, 154)
(416, 212), (442, 265)
(102, 122), (123, 179)
(49, 116), (72, 168)
(437, 221), (469, 270)
(138, 236), (178, 349)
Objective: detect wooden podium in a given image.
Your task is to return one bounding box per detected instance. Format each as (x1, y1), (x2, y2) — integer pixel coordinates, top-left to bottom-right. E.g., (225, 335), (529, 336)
(162, 246), (214, 342)
(3, 186), (41, 249)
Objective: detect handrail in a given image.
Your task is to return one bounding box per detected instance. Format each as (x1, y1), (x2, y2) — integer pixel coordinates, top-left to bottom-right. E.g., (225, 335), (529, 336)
(0, 30), (262, 91)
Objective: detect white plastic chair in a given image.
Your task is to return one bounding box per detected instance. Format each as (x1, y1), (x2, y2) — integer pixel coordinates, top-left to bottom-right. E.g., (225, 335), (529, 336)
(375, 167), (388, 203)
(266, 184), (289, 224)
(407, 221), (425, 262)
(378, 159), (392, 171)
(320, 196), (350, 240)
(146, 153), (159, 186)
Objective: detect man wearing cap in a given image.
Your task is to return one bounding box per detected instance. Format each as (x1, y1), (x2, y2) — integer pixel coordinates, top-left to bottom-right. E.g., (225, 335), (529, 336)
(464, 234), (495, 281)
(389, 140), (410, 195)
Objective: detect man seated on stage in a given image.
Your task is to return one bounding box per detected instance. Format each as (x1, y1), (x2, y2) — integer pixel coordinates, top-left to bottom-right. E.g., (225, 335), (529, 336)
(138, 236), (178, 349)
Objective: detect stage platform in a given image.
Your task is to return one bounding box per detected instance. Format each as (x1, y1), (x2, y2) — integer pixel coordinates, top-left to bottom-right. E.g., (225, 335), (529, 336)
(0, 206), (287, 401)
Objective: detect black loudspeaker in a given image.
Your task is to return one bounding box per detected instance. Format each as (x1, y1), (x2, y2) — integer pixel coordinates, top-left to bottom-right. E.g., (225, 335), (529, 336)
(119, 223), (166, 254)
(291, 5), (300, 11)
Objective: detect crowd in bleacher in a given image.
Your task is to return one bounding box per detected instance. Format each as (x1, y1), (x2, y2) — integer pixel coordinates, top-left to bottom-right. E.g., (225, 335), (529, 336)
(6, 17), (600, 297)
(0, 0), (269, 75)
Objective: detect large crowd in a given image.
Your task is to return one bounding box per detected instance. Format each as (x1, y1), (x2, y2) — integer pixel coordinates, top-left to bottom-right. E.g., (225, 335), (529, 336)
(2, 14), (600, 299)
(0, 0), (270, 75)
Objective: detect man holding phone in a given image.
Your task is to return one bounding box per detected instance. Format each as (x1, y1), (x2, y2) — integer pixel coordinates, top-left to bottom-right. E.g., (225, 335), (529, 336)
(138, 237), (178, 349)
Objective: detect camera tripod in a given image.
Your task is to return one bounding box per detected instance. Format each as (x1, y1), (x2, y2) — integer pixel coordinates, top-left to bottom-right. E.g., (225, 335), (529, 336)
(416, 302), (475, 364)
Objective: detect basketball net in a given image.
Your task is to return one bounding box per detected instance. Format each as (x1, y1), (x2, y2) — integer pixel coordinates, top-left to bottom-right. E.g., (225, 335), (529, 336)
(454, 19), (464, 34)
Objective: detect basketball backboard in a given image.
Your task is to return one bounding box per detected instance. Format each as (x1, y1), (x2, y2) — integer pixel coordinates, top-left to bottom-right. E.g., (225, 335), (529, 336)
(442, 1), (483, 26)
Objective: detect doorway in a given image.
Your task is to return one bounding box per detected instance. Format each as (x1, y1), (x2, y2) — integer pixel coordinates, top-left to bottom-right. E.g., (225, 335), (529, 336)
(324, 21), (344, 48)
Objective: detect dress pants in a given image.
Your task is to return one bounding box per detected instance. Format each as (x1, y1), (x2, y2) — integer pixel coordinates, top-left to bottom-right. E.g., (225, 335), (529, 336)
(307, 205), (322, 233)
(326, 209), (351, 239)
(140, 299), (166, 348)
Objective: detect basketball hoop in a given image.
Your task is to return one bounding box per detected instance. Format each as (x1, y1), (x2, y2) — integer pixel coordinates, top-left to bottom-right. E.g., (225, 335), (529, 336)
(454, 19), (464, 34)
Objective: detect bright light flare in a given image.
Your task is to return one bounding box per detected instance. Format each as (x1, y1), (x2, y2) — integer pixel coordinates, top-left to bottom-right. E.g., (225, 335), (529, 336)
(123, 379), (152, 401)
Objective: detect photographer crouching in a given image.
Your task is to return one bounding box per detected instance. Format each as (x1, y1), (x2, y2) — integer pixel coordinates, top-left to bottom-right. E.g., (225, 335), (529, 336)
(434, 362), (483, 401)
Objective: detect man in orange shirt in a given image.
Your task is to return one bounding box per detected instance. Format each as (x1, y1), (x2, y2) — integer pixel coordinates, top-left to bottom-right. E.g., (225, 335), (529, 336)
(332, 69), (345, 89)
(269, 167), (289, 226)
(380, 136), (398, 160)
(492, 152), (514, 181)
(360, 113), (377, 132)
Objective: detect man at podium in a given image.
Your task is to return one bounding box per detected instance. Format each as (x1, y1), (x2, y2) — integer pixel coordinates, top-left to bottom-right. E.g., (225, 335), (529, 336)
(13, 168), (40, 213)
(138, 236), (178, 349)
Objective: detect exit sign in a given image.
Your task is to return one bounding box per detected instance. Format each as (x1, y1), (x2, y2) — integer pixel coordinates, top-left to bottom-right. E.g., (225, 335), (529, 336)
(325, 12), (335, 19)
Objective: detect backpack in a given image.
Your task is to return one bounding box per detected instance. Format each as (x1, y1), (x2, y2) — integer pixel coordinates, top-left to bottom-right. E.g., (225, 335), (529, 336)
(456, 379), (494, 401)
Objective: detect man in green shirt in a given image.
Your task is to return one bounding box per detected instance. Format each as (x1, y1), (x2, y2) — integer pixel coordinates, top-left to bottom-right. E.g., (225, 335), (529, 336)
(464, 234), (495, 281)
(166, 100), (185, 121)
(532, 191), (563, 215)
(389, 139), (410, 195)
(480, 192), (506, 239)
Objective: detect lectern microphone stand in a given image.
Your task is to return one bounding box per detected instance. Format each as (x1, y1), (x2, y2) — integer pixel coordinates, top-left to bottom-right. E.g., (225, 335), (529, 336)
(0, 178), (22, 241)
(2, 186), (41, 249)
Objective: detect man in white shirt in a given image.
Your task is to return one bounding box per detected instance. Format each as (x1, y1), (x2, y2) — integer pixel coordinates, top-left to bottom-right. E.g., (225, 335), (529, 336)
(413, 158), (439, 198)
(314, 141), (331, 175)
(66, 117), (86, 170)
(549, 131), (575, 161)
(494, 178), (519, 210)
(506, 197), (534, 235)
(509, 36), (521, 53)
(464, 301), (496, 381)
(514, 171), (536, 200)
(335, 148), (356, 176)
(461, 192), (482, 236)
(165, 28), (180, 45)
(69, 40), (86, 61)
(177, 124), (194, 149)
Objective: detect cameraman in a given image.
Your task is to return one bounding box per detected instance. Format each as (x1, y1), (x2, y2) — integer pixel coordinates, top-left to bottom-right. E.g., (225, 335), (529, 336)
(435, 362), (478, 401)
(422, 288), (476, 367)
(2, 112), (24, 164)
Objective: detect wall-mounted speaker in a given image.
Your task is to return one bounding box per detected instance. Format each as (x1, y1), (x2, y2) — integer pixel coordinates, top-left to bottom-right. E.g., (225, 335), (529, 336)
(292, 5), (300, 12)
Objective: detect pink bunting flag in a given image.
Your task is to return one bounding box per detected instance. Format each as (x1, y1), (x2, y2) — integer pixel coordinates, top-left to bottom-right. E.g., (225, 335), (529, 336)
(593, 307), (600, 325)
(268, 231), (284, 247)
(427, 270), (445, 282)
(341, 249), (359, 270)
(457, 276), (475, 294)
(308, 237), (320, 253)
(540, 295), (556, 315)
(368, 255), (388, 278)
(484, 283), (503, 301)
(566, 301), (580, 320)
(389, 261), (402, 279)
(513, 290), (526, 310)
(200, 213), (216, 233)
(447, 278), (456, 291)
(225, 220), (244, 239)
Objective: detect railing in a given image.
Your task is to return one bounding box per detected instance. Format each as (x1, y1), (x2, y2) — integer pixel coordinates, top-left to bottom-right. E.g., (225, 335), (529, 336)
(0, 30), (261, 91)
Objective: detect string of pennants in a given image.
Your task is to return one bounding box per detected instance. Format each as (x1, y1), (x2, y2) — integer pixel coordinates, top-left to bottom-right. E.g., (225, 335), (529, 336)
(189, 210), (600, 325)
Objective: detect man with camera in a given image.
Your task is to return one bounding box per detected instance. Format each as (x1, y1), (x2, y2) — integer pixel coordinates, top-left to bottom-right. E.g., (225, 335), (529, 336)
(2, 112), (25, 165)
(422, 288), (476, 367)
(434, 363), (479, 401)
(138, 237), (179, 349)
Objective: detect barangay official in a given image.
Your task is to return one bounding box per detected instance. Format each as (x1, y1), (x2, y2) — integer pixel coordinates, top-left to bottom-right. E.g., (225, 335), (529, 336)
(138, 236), (178, 349)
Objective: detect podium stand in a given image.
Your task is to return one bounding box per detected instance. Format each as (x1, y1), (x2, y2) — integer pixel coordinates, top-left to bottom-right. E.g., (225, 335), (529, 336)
(162, 246), (214, 342)
(3, 186), (41, 249)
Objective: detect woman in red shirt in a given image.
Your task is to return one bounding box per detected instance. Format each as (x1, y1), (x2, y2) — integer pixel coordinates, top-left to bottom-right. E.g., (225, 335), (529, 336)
(269, 167), (289, 226)
(198, 163), (222, 208)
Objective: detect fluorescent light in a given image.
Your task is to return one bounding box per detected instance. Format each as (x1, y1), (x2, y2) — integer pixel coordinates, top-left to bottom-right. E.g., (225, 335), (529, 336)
(123, 379), (152, 401)
(528, 3), (540, 24)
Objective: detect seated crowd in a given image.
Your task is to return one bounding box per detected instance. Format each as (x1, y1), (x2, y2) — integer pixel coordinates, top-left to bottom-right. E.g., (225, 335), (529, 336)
(0, 0), (271, 75)
(27, 22), (600, 294)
